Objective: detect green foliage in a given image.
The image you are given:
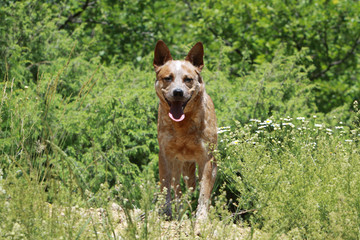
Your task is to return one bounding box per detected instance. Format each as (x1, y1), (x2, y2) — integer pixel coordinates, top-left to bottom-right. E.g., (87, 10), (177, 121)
(205, 47), (317, 125)
(1, 0), (360, 238)
(2, 0), (360, 113)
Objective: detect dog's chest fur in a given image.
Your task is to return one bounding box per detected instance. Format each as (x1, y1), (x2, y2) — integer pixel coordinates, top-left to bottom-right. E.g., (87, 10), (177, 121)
(157, 94), (210, 162)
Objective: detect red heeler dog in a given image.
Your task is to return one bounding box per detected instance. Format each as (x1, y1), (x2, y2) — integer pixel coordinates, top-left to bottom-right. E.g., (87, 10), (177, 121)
(153, 40), (217, 220)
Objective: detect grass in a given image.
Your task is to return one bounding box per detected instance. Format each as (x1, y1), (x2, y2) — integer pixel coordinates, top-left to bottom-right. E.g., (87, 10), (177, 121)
(1, 112), (359, 239)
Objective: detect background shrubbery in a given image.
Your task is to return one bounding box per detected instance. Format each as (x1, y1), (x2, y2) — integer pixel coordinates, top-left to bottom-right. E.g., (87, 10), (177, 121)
(1, 0), (360, 238)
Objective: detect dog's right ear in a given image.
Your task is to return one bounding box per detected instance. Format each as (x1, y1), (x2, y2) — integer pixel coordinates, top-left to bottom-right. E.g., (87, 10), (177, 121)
(153, 40), (173, 70)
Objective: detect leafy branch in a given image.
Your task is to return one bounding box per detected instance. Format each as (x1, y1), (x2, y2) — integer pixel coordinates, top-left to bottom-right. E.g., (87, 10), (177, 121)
(310, 33), (360, 80)
(58, 0), (96, 30)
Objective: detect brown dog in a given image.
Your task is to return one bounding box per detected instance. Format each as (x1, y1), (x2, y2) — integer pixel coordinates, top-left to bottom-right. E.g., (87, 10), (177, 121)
(153, 40), (217, 220)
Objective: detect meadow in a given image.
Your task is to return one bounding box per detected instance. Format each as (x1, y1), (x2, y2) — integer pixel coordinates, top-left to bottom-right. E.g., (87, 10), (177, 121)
(1, 1), (360, 239)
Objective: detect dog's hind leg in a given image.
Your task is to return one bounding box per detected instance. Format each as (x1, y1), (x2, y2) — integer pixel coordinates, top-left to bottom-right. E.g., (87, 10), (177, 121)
(196, 156), (217, 220)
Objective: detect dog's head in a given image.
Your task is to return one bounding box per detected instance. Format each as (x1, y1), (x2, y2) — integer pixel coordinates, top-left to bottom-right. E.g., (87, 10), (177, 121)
(153, 40), (204, 122)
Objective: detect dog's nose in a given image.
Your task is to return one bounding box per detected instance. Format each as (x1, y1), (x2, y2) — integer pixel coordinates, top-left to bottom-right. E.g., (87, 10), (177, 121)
(173, 89), (184, 97)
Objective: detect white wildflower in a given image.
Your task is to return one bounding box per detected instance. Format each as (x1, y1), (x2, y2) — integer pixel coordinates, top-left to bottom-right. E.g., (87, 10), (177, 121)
(296, 117), (305, 121)
(249, 119), (261, 123)
(326, 128), (332, 132)
(335, 126), (344, 129)
(217, 129), (230, 134)
(282, 122), (295, 128)
(230, 140), (239, 145)
(217, 126), (230, 134)
(264, 119), (272, 124)
(345, 139), (353, 143)
(314, 124), (323, 128)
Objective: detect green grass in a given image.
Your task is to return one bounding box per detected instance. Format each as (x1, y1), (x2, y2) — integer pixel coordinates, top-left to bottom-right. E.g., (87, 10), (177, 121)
(1, 109), (359, 239)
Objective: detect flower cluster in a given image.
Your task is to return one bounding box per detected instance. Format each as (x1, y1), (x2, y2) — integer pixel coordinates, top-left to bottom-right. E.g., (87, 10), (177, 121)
(218, 116), (357, 147)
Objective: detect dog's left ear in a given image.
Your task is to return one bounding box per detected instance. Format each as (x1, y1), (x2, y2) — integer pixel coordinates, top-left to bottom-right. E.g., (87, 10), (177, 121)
(185, 42), (204, 71)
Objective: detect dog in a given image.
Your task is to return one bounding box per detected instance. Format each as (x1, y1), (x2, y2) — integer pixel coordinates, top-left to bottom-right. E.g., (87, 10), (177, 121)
(153, 40), (217, 220)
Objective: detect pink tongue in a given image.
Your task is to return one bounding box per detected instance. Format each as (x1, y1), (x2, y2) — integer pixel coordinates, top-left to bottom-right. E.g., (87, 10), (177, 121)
(169, 101), (185, 122)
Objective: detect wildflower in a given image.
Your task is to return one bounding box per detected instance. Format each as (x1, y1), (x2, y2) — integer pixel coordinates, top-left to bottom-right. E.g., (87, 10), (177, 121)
(249, 119), (261, 123)
(314, 124), (323, 128)
(313, 115), (317, 118)
(326, 128), (332, 132)
(258, 125), (267, 129)
(217, 129), (230, 134)
(296, 117), (305, 121)
(24, 86), (29, 89)
(345, 139), (353, 143)
(264, 119), (272, 124)
(230, 140), (239, 145)
(282, 122), (295, 128)
(335, 126), (344, 129)
(217, 126), (230, 134)
(259, 119), (272, 125)
(272, 123), (281, 130)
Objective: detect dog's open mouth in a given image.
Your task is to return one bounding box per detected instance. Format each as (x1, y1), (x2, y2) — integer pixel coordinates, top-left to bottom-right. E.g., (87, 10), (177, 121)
(166, 99), (189, 122)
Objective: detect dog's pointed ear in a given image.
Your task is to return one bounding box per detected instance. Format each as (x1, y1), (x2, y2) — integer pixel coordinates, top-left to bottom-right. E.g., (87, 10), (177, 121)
(185, 42), (204, 71)
(153, 40), (173, 70)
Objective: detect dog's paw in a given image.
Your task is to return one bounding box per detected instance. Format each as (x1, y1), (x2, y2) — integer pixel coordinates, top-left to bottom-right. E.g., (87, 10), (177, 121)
(159, 205), (172, 221)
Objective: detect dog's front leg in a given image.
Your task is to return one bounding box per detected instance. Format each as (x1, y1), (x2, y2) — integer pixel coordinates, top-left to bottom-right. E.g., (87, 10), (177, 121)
(196, 156), (217, 220)
(170, 160), (182, 198)
(159, 151), (172, 218)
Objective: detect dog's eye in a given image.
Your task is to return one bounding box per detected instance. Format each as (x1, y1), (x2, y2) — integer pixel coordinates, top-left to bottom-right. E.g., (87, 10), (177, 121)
(184, 77), (193, 83)
(163, 76), (172, 82)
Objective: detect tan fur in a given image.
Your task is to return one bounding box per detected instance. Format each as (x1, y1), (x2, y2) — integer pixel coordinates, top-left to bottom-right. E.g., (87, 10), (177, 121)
(153, 40), (217, 220)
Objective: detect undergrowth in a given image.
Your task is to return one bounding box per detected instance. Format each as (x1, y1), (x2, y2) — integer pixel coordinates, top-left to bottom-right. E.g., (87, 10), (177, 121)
(0, 43), (359, 239)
